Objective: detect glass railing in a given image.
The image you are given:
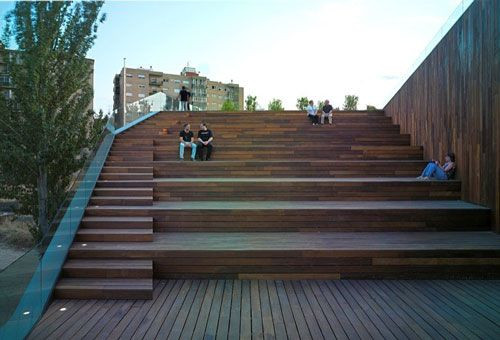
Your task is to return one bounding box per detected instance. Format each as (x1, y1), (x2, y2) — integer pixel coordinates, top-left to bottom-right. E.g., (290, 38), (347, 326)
(0, 121), (115, 340)
(113, 92), (207, 128)
(383, 0), (474, 106)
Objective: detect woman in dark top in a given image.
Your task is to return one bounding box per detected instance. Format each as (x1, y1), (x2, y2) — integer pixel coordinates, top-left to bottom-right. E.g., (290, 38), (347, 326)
(417, 152), (456, 180)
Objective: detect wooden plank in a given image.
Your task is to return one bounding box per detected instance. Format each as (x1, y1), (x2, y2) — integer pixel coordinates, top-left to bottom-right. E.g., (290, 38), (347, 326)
(216, 280), (233, 340)
(355, 280), (427, 338)
(323, 280), (371, 339)
(298, 280), (335, 339)
(175, 280), (208, 339)
(141, 280), (190, 339)
(250, 280), (263, 339)
(191, 280), (217, 339)
(281, 280), (312, 340)
(228, 280), (242, 340)
(334, 281), (391, 339)
(204, 280), (225, 338)
(265, 280), (288, 340)
(240, 280), (252, 340)
(258, 280), (276, 340)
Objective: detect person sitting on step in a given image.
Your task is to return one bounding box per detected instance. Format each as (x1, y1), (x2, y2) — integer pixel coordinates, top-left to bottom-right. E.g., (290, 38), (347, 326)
(196, 122), (214, 161)
(179, 123), (197, 161)
(306, 100), (319, 125)
(321, 99), (333, 125)
(417, 152), (456, 180)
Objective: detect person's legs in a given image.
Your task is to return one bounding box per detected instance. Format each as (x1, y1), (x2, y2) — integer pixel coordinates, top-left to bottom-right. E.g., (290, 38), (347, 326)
(421, 162), (437, 177)
(190, 143), (197, 160)
(179, 142), (185, 159)
(320, 114), (325, 124)
(433, 167), (448, 180)
(196, 142), (204, 160)
(206, 144), (213, 160)
(328, 114), (332, 124)
(308, 115), (314, 124)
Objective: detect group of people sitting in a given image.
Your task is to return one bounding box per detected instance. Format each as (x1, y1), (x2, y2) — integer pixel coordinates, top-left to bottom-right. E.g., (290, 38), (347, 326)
(178, 122), (214, 161)
(306, 100), (334, 125)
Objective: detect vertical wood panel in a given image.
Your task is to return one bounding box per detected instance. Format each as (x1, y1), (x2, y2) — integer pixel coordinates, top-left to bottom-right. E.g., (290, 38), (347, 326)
(384, 0), (500, 231)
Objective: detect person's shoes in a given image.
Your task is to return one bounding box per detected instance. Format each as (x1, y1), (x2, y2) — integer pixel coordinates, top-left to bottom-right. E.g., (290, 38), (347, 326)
(416, 176), (423, 180)
(422, 177), (430, 180)
(179, 158), (183, 161)
(191, 158), (196, 161)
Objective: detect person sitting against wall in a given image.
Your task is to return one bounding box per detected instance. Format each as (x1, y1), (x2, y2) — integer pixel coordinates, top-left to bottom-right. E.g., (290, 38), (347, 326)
(196, 122), (214, 161)
(417, 152), (456, 180)
(179, 123), (197, 161)
(306, 100), (319, 125)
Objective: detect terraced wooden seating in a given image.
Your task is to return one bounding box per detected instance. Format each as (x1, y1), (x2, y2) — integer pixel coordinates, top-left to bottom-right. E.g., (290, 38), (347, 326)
(54, 110), (498, 299)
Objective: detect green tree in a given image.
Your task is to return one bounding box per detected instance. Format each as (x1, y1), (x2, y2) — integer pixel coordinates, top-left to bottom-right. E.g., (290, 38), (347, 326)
(0, 1), (106, 236)
(245, 95), (257, 111)
(267, 98), (284, 111)
(317, 100), (325, 111)
(343, 95), (359, 110)
(296, 97), (309, 110)
(366, 105), (377, 111)
(221, 99), (238, 111)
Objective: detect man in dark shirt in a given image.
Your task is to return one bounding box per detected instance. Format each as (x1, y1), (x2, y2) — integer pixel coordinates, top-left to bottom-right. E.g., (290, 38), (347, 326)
(321, 99), (334, 125)
(186, 89), (191, 111)
(179, 123), (197, 161)
(196, 122), (214, 161)
(178, 86), (189, 111)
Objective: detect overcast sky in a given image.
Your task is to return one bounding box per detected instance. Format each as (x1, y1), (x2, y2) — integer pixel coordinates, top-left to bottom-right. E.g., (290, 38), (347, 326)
(0, 0), (464, 112)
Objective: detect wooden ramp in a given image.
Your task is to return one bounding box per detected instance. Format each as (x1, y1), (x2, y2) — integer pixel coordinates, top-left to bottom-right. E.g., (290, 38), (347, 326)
(54, 110), (498, 299)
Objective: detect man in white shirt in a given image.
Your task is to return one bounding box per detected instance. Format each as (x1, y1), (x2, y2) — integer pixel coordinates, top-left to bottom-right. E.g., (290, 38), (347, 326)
(306, 100), (318, 125)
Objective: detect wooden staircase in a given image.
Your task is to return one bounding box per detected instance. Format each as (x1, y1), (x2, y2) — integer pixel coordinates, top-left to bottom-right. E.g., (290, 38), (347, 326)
(54, 110), (499, 299)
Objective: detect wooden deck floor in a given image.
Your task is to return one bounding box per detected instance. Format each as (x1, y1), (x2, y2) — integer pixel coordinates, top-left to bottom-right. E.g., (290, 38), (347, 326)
(29, 279), (500, 339)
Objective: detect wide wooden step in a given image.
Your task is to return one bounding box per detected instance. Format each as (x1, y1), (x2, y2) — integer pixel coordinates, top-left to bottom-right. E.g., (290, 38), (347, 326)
(153, 178), (461, 201)
(54, 278), (153, 299)
(84, 200), (491, 232)
(99, 173), (153, 180)
(62, 259), (152, 278)
(81, 216), (153, 229)
(93, 187), (153, 196)
(100, 166), (153, 173)
(153, 160), (425, 178)
(90, 196), (153, 206)
(75, 228), (153, 242)
(67, 232), (500, 279)
(96, 180), (153, 188)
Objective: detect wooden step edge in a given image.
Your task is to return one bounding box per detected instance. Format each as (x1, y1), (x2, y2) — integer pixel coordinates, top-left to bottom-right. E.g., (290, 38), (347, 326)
(54, 278), (153, 299)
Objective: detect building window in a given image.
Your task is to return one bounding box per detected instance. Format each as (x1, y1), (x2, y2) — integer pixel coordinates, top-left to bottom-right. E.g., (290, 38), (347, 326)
(138, 74), (145, 79)
(174, 89), (180, 93)
(126, 73), (133, 77)
(138, 94), (145, 98)
(126, 92), (133, 96)
(174, 80), (181, 83)
(126, 83), (132, 87)
(139, 85), (145, 88)
(183, 80), (189, 85)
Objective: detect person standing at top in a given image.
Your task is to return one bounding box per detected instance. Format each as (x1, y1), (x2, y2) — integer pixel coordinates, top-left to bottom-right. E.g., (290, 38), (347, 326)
(321, 100), (333, 125)
(306, 100), (319, 125)
(178, 86), (189, 111)
(196, 122), (214, 161)
(186, 88), (192, 111)
(178, 123), (197, 161)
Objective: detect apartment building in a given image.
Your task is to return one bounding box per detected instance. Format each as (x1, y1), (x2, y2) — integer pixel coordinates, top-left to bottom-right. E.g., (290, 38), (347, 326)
(113, 65), (244, 125)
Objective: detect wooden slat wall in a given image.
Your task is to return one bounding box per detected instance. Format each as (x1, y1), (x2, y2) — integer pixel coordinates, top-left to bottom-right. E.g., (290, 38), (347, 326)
(384, 0), (500, 231)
